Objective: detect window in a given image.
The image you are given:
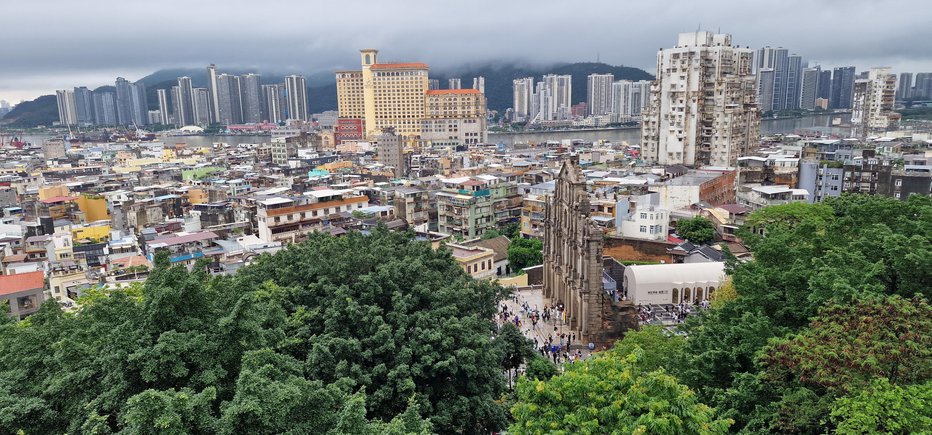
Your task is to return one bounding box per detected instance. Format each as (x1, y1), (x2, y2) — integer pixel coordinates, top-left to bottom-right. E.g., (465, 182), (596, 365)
(640, 213), (647, 219)
(895, 179), (903, 187)
(640, 225), (647, 233)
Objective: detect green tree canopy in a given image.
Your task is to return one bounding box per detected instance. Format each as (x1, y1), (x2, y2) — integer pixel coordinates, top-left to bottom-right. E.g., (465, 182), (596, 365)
(510, 349), (732, 434)
(676, 216), (717, 245)
(830, 378), (932, 435)
(668, 195), (932, 433)
(0, 229), (504, 434)
(508, 237), (543, 271)
(761, 295), (931, 393)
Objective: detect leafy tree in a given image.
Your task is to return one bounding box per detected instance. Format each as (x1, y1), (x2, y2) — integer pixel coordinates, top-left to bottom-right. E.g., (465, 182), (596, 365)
(510, 349), (732, 434)
(524, 355), (558, 381)
(121, 387), (218, 435)
(676, 216), (717, 245)
(501, 221), (521, 240)
(0, 229), (501, 434)
(605, 325), (684, 373)
(673, 301), (787, 403)
(482, 228), (502, 239)
(709, 276), (736, 309)
(760, 295), (931, 393)
(830, 378), (932, 435)
(495, 323), (536, 388)
(507, 237), (543, 271)
(228, 229), (509, 433)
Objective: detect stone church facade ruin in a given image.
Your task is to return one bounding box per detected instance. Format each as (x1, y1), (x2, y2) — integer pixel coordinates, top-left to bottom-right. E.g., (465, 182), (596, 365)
(542, 156), (638, 346)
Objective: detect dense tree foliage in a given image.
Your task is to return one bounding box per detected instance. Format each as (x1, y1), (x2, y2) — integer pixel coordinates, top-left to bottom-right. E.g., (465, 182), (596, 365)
(829, 378), (932, 435)
(495, 323), (537, 389)
(508, 238), (543, 271)
(511, 349), (732, 434)
(0, 229), (511, 434)
(761, 295), (931, 393)
(670, 194), (932, 433)
(676, 216), (717, 245)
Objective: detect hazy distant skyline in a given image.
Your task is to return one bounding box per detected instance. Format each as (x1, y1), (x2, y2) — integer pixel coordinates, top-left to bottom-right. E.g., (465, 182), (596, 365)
(4, 0), (932, 103)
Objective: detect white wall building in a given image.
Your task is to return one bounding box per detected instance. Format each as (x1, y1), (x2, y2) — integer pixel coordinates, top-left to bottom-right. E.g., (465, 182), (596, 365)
(623, 262), (726, 305)
(615, 193), (670, 241)
(512, 77), (534, 122)
(56, 90), (77, 125)
(587, 73), (614, 116)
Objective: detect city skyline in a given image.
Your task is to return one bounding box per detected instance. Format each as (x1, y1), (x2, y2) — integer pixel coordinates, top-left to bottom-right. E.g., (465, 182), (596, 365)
(4, 0), (932, 103)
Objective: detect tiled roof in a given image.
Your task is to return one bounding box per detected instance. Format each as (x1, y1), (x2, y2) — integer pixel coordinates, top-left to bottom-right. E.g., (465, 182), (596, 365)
(464, 236), (511, 263)
(0, 271), (44, 296)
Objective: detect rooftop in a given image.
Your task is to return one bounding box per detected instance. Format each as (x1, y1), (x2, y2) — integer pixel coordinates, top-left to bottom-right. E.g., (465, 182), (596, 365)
(370, 62), (428, 70)
(0, 271), (45, 296)
(425, 89), (481, 95)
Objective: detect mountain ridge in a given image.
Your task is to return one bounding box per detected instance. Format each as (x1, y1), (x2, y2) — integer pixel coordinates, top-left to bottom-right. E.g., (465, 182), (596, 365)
(1, 62), (653, 128)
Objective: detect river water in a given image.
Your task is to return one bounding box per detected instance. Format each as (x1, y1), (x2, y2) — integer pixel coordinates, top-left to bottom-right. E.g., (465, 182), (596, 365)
(10, 113), (851, 148)
(489, 113), (852, 146)
(9, 134), (272, 148)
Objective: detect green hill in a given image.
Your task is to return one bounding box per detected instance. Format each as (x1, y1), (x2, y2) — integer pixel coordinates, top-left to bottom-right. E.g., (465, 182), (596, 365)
(0, 95), (59, 128)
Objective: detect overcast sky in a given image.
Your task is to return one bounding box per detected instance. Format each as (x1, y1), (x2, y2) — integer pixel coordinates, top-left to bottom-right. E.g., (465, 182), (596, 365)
(3, 0), (931, 103)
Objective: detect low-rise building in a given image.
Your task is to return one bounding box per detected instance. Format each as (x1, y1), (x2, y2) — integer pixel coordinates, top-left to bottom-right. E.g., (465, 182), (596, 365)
(447, 243), (496, 279)
(392, 186), (431, 229)
(0, 271), (46, 320)
(616, 193), (669, 241)
(256, 190), (369, 243)
(146, 231), (221, 267)
(622, 262), (725, 306)
(737, 184), (809, 210)
(48, 261), (93, 301)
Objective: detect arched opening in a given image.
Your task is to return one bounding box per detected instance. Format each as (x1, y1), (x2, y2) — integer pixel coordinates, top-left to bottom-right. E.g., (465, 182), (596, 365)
(694, 287), (703, 304)
(364, 54), (371, 64)
(671, 288), (679, 304)
(707, 286), (715, 300)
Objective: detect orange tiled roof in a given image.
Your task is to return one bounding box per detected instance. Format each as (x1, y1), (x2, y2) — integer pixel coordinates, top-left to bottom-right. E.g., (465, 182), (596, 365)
(426, 89), (481, 95)
(370, 62), (428, 70)
(0, 271), (45, 296)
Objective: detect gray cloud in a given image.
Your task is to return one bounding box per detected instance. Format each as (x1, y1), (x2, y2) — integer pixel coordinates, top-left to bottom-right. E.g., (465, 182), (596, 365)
(3, 0), (932, 102)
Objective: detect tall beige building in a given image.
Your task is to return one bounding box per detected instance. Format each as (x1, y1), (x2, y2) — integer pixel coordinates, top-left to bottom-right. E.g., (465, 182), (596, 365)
(641, 31), (760, 167)
(851, 67), (900, 138)
(335, 70), (364, 119)
(421, 89), (488, 146)
(336, 49), (429, 139)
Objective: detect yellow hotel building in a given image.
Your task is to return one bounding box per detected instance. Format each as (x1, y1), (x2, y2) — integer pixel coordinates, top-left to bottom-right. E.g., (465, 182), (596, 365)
(336, 49), (429, 139)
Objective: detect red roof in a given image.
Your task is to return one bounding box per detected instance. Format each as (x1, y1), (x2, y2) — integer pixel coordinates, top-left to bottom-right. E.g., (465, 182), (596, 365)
(370, 62), (428, 70)
(40, 196), (75, 204)
(0, 271), (45, 296)
(667, 235), (685, 244)
(426, 89), (480, 95)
